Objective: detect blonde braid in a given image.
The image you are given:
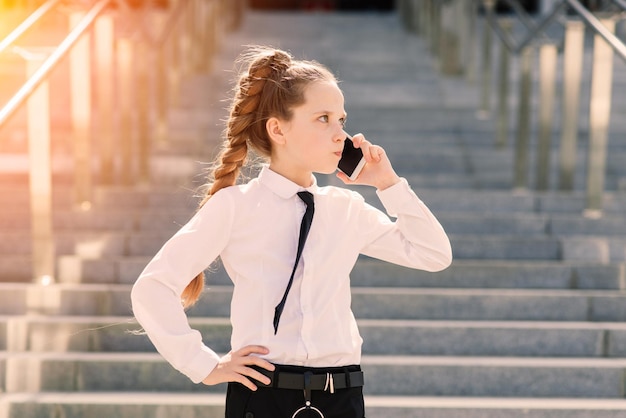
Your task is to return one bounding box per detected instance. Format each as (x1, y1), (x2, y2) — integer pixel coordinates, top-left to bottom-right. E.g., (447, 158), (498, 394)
(182, 47), (335, 308)
(182, 49), (291, 308)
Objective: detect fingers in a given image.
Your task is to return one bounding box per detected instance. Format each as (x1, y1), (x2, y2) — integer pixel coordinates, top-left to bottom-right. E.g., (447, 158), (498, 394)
(232, 346), (275, 389)
(235, 344), (270, 357)
(351, 133), (383, 163)
(234, 345), (275, 373)
(338, 134), (399, 189)
(336, 170), (351, 184)
(203, 345), (275, 391)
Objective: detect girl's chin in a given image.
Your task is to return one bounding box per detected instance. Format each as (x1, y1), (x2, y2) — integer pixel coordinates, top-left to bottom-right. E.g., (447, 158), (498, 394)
(316, 166), (339, 175)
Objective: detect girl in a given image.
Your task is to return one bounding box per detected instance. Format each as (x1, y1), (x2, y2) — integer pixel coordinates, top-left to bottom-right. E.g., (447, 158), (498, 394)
(131, 46), (452, 418)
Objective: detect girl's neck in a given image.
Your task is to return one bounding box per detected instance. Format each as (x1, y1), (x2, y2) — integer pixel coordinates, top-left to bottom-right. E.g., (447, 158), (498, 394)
(269, 162), (313, 188)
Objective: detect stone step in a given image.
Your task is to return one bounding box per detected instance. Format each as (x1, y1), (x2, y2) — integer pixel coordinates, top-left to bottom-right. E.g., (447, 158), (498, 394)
(4, 254), (624, 290)
(8, 230), (626, 262)
(359, 189), (626, 215)
(0, 185), (197, 211)
(0, 231), (569, 259)
(4, 207), (626, 236)
(0, 208), (199, 232)
(2, 352), (626, 398)
(5, 393), (626, 418)
(1, 284), (626, 321)
(2, 316), (626, 358)
(3, 184), (626, 214)
(350, 259), (626, 291)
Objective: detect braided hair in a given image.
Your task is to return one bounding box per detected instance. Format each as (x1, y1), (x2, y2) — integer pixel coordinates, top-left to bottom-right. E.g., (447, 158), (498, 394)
(181, 46), (337, 308)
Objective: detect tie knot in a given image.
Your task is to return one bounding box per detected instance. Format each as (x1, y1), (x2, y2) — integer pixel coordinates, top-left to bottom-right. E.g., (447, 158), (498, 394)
(297, 191), (314, 207)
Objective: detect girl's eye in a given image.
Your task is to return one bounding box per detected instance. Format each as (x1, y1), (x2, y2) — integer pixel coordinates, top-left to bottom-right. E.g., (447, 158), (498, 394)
(319, 115), (329, 123)
(339, 118), (346, 127)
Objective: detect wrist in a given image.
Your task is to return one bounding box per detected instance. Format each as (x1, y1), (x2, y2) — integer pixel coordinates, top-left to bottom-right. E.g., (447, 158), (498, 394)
(375, 174), (401, 191)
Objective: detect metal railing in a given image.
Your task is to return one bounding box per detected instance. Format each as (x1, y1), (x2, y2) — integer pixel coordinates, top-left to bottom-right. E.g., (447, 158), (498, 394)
(0, 0), (227, 287)
(399, 0), (626, 216)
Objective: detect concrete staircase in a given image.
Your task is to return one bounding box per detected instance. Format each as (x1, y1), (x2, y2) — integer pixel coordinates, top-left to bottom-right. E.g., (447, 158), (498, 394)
(2, 9), (626, 418)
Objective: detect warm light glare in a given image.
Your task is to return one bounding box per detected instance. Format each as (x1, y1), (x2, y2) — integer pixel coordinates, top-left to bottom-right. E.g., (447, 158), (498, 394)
(0, 6), (26, 40)
(0, 11), (8, 40)
(40, 275), (53, 286)
(79, 200), (92, 211)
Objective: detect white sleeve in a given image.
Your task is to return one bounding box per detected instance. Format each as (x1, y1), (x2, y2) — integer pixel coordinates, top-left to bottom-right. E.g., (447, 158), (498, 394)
(130, 189), (234, 383)
(358, 178), (452, 272)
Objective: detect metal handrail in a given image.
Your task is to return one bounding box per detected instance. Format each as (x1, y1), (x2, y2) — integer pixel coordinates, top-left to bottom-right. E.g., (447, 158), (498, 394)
(0, 0), (226, 288)
(157, 0), (188, 47)
(485, 0), (625, 212)
(566, 0), (626, 61)
(0, 0), (196, 130)
(484, 0), (626, 62)
(400, 0), (624, 213)
(114, 0), (191, 49)
(501, 0), (554, 45)
(0, 0), (112, 128)
(0, 0), (61, 55)
(512, 1), (566, 52)
(614, 0), (626, 11)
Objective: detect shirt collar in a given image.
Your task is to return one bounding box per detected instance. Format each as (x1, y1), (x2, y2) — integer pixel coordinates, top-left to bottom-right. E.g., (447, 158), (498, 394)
(258, 166), (318, 199)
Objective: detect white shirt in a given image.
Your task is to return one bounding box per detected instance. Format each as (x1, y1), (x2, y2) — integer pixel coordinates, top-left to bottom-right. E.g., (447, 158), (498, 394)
(131, 166), (452, 383)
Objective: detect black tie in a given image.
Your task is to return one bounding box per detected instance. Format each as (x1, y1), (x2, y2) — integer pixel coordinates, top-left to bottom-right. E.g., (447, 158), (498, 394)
(273, 191), (315, 334)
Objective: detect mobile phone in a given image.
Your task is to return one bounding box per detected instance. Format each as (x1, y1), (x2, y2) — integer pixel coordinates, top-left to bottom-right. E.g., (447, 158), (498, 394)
(338, 135), (366, 181)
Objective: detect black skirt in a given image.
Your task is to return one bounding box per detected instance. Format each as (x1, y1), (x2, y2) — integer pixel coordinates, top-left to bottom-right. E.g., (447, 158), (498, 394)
(225, 364), (365, 418)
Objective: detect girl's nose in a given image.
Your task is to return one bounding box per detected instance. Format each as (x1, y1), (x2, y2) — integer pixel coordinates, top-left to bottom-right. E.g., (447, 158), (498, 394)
(335, 130), (348, 143)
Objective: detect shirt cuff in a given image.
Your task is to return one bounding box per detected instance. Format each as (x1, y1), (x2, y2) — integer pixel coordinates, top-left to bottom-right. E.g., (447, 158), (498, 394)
(183, 345), (222, 384)
(376, 177), (419, 218)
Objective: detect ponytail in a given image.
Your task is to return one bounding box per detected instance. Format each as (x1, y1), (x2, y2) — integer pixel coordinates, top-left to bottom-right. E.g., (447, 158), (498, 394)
(181, 136), (249, 308)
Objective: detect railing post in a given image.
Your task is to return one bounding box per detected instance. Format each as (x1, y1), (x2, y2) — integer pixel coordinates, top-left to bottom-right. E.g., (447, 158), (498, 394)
(495, 18), (513, 148)
(69, 12), (92, 210)
(429, 0), (441, 57)
(154, 9), (169, 146)
(535, 42), (558, 191)
(26, 55), (55, 286)
(168, 16), (182, 108)
(439, 0), (462, 75)
(136, 40), (151, 185)
(190, 0), (202, 72)
(585, 18), (616, 215)
(165, 0), (182, 109)
(208, 0), (219, 69)
(421, 0), (432, 39)
(465, 0), (478, 84)
(117, 37), (134, 186)
(478, 0), (495, 118)
(198, 0), (216, 72)
(180, 0), (193, 77)
(195, 0), (209, 72)
(558, 20), (585, 191)
(229, 0), (244, 30)
(412, 0), (422, 33)
(94, 12), (114, 184)
(398, 0), (411, 31)
(514, 46), (534, 190)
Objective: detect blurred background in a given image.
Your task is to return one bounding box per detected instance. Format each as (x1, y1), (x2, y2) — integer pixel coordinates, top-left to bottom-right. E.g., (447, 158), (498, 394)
(1, 1), (626, 417)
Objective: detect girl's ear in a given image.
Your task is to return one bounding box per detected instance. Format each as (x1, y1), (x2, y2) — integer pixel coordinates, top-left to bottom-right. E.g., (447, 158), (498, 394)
(266, 117), (287, 145)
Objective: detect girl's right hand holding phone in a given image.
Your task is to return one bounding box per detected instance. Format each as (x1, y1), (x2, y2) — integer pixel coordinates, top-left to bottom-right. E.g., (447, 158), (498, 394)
(202, 345), (275, 391)
(337, 133), (400, 191)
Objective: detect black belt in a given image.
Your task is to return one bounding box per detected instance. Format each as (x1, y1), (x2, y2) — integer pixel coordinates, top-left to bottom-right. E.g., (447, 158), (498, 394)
(255, 367), (364, 391)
